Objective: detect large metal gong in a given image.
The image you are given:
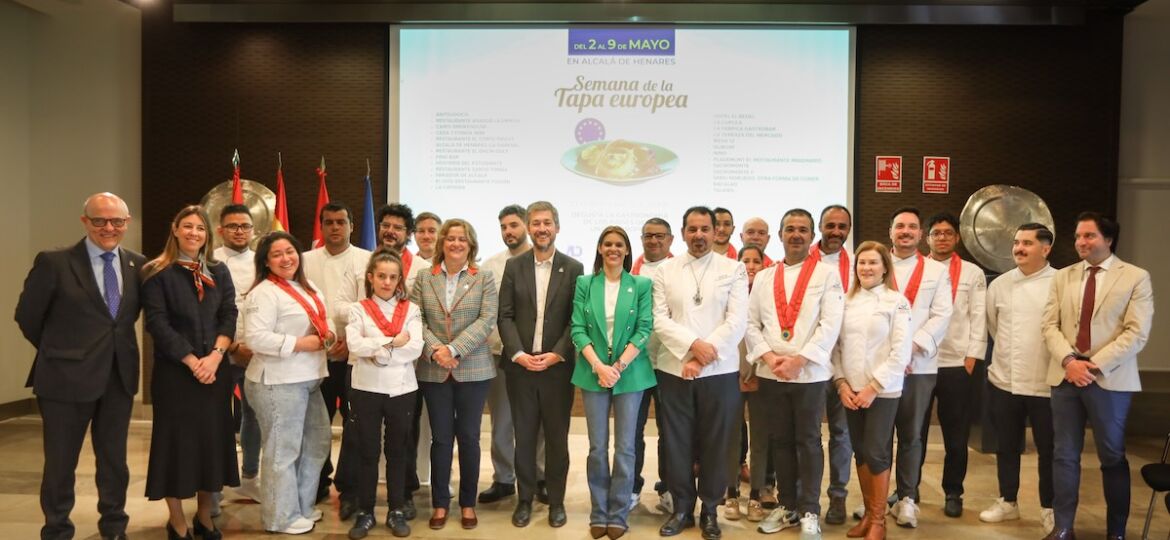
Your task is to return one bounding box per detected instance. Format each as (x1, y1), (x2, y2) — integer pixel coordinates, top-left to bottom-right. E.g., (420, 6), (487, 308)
(960, 185), (1055, 273)
(200, 179), (277, 249)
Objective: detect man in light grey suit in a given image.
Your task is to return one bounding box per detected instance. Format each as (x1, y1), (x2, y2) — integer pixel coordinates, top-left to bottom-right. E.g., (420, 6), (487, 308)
(1041, 211), (1154, 540)
(497, 200), (585, 529)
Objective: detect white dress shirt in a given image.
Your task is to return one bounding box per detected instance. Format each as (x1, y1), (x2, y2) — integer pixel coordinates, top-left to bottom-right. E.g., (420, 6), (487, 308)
(213, 245), (255, 346)
(892, 253), (953, 374)
(1081, 254), (1116, 306)
(651, 251), (749, 378)
(346, 297), (424, 397)
(936, 257), (988, 368)
(531, 253), (555, 353)
(244, 278), (331, 385)
(831, 284), (913, 398)
(302, 244), (371, 353)
(745, 260), (844, 383)
(987, 264), (1057, 397)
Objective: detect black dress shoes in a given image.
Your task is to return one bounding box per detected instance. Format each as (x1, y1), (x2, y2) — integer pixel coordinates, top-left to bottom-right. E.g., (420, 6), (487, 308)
(348, 512), (376, 540)
(512, 500), (533, 527)
(1042, 528), (1077, 540)
(192, 517), (222, 540)
(658, 513), (695, 536)
(339, 496), (359, 521)
(548, 504), (568, 527)
(166, 522), (193, 540)
(478, 482), (517, 503)
(699, 512), (722, 540)
(944, 494), (963, 518)
(537, 480), (551, 505)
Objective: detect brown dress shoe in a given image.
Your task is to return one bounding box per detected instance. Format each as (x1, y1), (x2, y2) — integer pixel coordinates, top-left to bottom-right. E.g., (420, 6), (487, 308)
(607, 525), (627, 539)
(461, 508), (478, 530)
(428, 508), (448, 530)
(590, 525), (608, 538)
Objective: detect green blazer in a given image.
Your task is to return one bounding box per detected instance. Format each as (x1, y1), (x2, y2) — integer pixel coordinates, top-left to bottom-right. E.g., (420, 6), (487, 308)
(570, 272), (656, 395)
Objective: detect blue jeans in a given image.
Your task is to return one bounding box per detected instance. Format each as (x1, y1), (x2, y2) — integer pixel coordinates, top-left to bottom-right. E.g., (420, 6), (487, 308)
(235, 367), (261, 477)
(1051, 381), (1133, 535)
(246, 378), (332, 531)
(582, 389), (644, 530)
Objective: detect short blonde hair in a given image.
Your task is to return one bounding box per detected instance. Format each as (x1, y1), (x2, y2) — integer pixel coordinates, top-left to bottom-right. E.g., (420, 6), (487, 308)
(849, 241), (897, 297)
(433, 218), (480, 269)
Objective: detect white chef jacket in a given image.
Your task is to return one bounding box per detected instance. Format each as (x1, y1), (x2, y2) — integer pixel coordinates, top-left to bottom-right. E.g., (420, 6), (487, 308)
(831, 284), (913, 398)
(892, 253), (953, 374)
(936, 257), (988, 368)
(213, 245), (255, 348)
(745, 260), (844, 383)
(987, 265), (1057, 397)
(651, 251), (749, 378)
(346, 297), (424, 397)
(302, 244), (371, 352)
(244, 278), (332, 385)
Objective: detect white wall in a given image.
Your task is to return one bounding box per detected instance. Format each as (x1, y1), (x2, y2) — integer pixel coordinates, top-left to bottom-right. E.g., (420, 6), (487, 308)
(0, 0), (140, 405)
(1118, 0), (1170, 371)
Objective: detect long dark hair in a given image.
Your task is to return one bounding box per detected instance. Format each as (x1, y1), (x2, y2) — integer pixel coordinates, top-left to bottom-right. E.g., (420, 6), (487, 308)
(364, 248), (406, 300)
(592, 225), (634, 274)
(249, 231), (315, 295)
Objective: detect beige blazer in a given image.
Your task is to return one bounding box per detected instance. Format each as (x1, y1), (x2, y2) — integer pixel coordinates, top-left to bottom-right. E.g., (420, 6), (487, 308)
(1041, 256), (1154, 391)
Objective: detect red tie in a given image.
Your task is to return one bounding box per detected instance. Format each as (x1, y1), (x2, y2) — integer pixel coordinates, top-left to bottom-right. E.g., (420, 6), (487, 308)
(1076, 266), (1100, 353)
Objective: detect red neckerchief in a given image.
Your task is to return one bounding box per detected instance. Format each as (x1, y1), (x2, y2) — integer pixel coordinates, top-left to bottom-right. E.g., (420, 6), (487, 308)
(360, 297), (410, 337)
(725, 244), (737, 259)
(763, 254), (775, 268)
(176, 260), (216, 302)
(773, 258), (818, 341)
(947, 252), (962, 301)
(809, 243), (850, 293)
(632, 252), (673, 276)
(892, 253), (926, 305)
(401, 249), (414, 279)
(267, 275), (329, 338)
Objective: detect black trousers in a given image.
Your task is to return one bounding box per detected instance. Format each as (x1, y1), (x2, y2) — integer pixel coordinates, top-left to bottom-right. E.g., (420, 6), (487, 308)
(318, 360), (351, 493)
(348, 388), (416, 513)
(758, 379), (827, 515)
(38, 374), (133, 540)
(421, 378), (491, 509)
(506, 365), (575, 506)
(656, 370), (739, 516)
(988, 384), (1054, 507)
(918, 366), (975, 497)
(405, 388), (425, 495)
(334, 366), (363, 501)
(633, 387), (668, 494)
(845, 397), (898, 473)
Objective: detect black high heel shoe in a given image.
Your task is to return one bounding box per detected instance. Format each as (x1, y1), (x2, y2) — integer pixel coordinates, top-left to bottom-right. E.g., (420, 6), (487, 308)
(193, 517), (222, 540)
(166, 522), (193, 540)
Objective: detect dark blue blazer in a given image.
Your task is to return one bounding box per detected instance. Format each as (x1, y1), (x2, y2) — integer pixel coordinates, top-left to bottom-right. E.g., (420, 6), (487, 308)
(141, 262), (238, 365)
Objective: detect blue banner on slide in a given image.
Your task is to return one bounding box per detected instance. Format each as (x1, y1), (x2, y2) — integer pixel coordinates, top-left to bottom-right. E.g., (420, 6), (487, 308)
(568, 28), (676, 56)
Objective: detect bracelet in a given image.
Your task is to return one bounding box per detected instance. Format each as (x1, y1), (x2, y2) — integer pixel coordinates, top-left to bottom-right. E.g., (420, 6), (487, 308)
(212, 347), (227, 355)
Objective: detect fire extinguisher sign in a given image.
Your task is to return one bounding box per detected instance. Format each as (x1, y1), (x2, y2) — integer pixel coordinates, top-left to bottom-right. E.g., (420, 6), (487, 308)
(922, 156), (950, 194)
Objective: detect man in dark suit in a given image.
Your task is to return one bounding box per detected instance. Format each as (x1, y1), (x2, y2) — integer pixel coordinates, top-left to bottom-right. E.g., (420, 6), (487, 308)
(15, 192), (145, 540)
(498, 200), (584, 529)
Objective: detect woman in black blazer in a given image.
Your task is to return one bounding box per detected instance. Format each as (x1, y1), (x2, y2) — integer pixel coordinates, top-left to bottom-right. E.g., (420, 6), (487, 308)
(141, 205), (238, 540)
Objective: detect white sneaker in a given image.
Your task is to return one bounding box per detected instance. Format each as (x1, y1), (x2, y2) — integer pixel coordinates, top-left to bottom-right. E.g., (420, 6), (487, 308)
(271, 516), (314, 535)
(1040, 507), (1055, 534)
(307, 509), (324, 522)
(893, 497), (918, 528)
(656, 491), (674, 514)
(628, 492), (640, 513)
(851, 503), (866, 520)
(757, 506), (800, 534)
(235, 476), (262, 502)
(799, 512), (822, 539)
(978, 497), (1020, 523)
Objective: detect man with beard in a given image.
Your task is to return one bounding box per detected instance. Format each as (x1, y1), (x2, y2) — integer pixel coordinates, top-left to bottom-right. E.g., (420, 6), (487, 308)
(653, 206), (748, 540)
(301, 202), (371, 508)
(740, 217), (775, 267)
(807, 205), (854, 525)
(414, 212), (441, 261)
(498, 201), (584, 528)
(748, 209), (844, 539)
(916, 212), (986, 518)
(886, 207), (953, 529)
(213, 204), (262, 503)
(478, 204), (546, 505)
(714, 208), (736, 259)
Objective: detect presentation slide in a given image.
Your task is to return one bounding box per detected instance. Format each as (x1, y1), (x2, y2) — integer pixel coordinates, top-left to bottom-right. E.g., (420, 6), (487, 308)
(395, 27), (853, 263)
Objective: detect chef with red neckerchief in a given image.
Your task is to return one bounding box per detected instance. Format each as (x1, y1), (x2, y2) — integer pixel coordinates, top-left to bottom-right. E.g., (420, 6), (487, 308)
(885, 207), (952, 529)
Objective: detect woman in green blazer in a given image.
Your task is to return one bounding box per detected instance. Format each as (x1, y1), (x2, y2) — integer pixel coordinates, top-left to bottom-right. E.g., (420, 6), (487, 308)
(571, 225), (656, 540)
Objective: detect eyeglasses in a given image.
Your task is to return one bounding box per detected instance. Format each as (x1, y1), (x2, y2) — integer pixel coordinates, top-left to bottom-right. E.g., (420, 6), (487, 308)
(642, 233), (669, 241)
(222, 223), (254, 232)
(380, 223), (407, 232)
(86, 217), (128, 228)
(929, 230), (957, 239)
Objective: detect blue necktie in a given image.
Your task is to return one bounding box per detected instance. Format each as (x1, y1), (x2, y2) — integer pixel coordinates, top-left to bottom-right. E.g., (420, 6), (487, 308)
(101, 251), (121, 318)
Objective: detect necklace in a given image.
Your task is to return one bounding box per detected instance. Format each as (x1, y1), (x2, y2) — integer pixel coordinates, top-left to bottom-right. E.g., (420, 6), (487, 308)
(688, 254), (711, 305)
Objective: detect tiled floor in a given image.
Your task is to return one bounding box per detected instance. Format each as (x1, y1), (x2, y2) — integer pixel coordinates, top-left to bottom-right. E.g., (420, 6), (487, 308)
(0, 415), (1167, 539)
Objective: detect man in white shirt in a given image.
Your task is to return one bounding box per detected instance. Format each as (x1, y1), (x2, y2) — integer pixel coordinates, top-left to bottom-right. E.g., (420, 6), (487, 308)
(740, 217), (775, 267)
(653, 206), (749, 540)
(477, 204), (546, 505)
(808, 204), (854, 525)
(414, 211), (441, 261)
(301, 202), (371, 512)
(747, 209), (844, 538)
(916, 212), (986, 518)
(713, 207), (736, 259)
(886, 207), (953, 528)
(213, 204), (262, 503)
(979, 223), (1057, 533)
(632, 217), (674, 511)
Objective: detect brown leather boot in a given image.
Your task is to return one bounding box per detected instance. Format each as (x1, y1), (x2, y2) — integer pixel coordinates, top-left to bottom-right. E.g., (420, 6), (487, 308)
(847, 463), (871, 538)
(865, 468), (890, 540)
